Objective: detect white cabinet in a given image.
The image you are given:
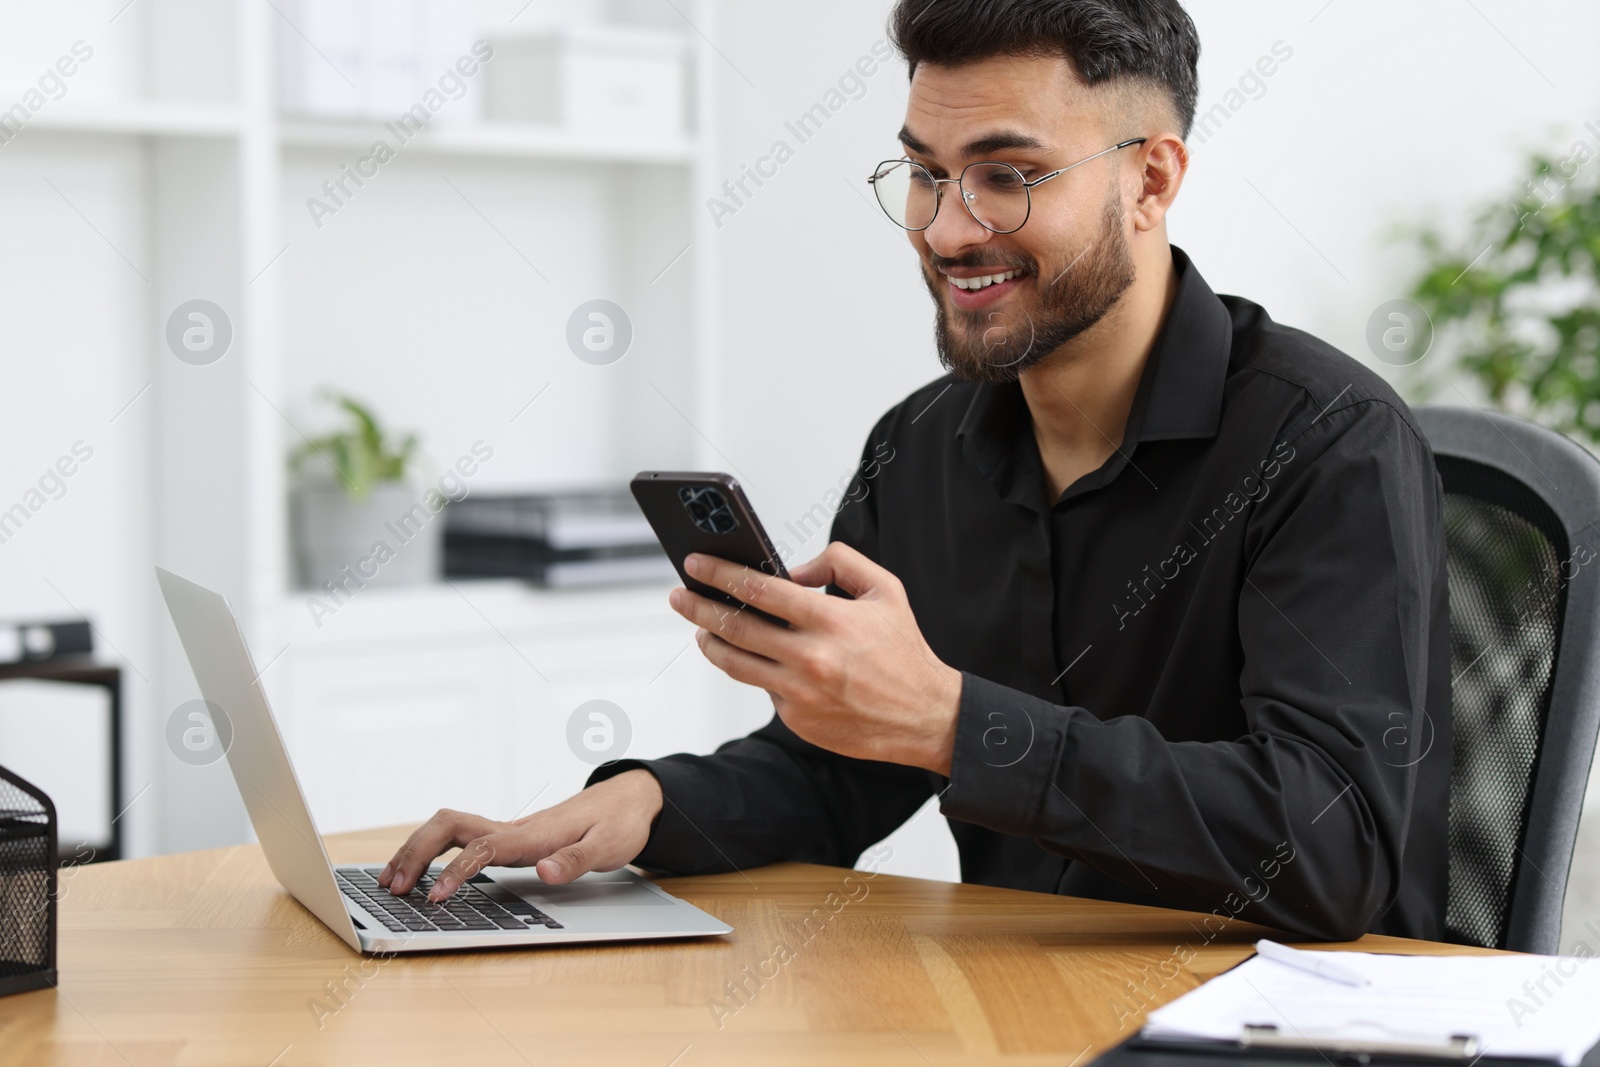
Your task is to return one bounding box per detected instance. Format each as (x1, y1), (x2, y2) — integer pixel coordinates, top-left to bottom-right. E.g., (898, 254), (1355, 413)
(279, 641), (519, 834)
(264, 579), (771, 835)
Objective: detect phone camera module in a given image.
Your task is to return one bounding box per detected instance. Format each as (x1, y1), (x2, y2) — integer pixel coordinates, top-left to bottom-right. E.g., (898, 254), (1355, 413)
(678, 486), (740, 535)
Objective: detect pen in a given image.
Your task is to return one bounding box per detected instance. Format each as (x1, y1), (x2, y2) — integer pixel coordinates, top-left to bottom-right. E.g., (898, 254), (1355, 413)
(1254, 939), (1370, 988)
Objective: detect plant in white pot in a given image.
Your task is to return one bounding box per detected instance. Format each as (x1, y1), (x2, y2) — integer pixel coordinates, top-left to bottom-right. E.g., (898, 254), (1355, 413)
(289, 391), (440, 591)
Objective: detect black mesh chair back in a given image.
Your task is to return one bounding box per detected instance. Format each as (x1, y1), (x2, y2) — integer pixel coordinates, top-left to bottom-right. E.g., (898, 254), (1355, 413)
(1417, 406), (1600, 953)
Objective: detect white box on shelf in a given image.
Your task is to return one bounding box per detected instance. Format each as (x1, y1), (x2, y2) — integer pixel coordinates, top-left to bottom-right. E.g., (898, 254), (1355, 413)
(484, 25), (686, 137)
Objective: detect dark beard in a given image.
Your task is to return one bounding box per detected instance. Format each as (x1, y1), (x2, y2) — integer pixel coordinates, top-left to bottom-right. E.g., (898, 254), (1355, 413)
(924, 197), (1135, 384)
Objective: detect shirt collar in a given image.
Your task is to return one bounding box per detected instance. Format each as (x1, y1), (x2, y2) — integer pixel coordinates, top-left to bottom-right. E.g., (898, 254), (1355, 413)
(955, 244), (1232, 503)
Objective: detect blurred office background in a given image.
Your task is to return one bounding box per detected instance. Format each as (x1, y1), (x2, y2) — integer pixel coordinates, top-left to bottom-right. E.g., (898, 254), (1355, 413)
(3, 0), (1600, 949)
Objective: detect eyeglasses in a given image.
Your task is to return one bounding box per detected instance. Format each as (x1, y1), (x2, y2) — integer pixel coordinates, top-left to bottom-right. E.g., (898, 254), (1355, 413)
(866, 138), (1147, 235)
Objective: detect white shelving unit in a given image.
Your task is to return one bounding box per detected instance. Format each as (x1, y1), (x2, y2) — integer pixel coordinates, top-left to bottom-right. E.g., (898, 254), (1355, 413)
(27, 103), (244, 137)
(278, 119), (697, 163)
(10, 0), (750, 856)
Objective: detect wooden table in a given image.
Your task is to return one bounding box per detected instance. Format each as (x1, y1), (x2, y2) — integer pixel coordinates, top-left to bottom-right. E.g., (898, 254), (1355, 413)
(0, 825), (1500, 1066)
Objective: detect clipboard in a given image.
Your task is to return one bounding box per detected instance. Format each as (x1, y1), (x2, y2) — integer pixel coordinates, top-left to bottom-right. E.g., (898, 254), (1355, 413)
(1125, 946), (1600, 1067)
(1089, 1031), (1600, 1067)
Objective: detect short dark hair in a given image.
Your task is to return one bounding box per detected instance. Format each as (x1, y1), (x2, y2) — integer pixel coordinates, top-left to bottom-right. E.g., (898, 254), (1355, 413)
(887, 0), (1202, 138)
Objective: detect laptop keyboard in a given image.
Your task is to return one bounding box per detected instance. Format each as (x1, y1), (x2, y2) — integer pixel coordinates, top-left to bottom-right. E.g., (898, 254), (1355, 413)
(336, 867), (563, 934)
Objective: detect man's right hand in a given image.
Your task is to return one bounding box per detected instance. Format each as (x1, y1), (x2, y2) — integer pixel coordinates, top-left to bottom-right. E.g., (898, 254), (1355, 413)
(376, 768), (664, 903)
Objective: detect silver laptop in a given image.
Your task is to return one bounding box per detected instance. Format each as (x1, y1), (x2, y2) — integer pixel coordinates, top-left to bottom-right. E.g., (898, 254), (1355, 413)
(156, 566), (732, 953)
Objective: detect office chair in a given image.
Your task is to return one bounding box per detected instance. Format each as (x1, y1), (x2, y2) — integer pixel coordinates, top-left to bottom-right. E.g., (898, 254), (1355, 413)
(1416, 405), (1600, 953)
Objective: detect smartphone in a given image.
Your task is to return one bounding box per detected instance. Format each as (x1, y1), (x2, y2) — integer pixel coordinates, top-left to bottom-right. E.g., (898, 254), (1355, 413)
(631, 471), (791, 627)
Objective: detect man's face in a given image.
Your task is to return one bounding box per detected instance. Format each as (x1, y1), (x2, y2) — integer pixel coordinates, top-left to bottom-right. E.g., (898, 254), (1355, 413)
(897, 55), (1139, 383)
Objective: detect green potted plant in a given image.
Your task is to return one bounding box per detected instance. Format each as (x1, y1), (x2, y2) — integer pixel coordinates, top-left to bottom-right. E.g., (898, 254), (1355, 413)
(1400, 131), (1600, 446)
(289, 390), (438, 590)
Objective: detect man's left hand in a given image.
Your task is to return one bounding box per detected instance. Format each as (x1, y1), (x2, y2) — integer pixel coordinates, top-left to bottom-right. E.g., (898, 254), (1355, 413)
(667, 542), (963, 776)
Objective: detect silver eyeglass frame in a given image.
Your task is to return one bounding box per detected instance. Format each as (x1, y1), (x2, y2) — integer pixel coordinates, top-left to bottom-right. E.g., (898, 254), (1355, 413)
(866, 137), (1148, 235)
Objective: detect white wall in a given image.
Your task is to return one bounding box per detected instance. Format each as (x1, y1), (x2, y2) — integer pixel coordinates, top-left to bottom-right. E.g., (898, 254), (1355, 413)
(0, 132), (156, 856)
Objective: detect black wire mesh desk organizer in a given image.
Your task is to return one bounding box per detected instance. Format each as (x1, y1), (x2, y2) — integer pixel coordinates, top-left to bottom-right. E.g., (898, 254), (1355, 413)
(0, 764), (56, 996)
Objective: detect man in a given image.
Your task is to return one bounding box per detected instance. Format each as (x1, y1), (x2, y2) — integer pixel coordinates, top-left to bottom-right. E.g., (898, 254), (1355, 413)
(382, 0), (1450, 942)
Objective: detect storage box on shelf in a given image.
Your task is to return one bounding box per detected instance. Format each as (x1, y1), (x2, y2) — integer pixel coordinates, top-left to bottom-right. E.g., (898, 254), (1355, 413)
(483, 24), (688, 137)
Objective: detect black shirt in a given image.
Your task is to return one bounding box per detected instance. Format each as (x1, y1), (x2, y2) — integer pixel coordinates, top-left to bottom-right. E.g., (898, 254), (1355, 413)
(591, 245), (1451, 942)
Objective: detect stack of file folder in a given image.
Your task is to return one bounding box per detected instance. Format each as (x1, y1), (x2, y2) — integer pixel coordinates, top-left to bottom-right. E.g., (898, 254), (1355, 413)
(443, 490), (672, 589)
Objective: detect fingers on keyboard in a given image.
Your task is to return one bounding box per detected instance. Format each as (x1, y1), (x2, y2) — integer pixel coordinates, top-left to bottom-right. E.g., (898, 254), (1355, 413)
(337, 869), (563, 933)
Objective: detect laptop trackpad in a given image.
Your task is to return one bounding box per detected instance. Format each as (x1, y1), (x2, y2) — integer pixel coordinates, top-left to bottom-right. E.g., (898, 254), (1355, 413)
(531, 883), (673, 907)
